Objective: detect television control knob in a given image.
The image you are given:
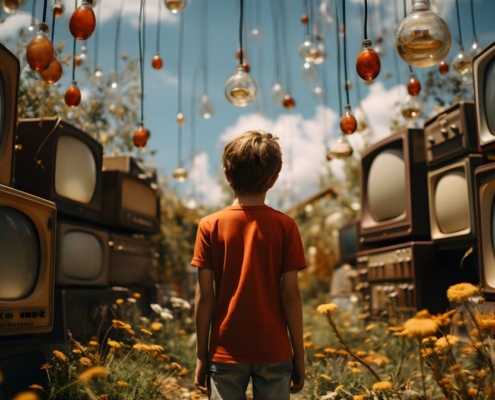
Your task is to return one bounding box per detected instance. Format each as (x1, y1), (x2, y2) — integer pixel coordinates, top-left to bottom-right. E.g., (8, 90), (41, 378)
(441, 128), (449, 138)
(450, 124), (459, 134)
(428, 135), (435, 144)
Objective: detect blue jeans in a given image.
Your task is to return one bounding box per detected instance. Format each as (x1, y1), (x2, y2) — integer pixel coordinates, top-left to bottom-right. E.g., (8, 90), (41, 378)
(209, 359), (293, 400)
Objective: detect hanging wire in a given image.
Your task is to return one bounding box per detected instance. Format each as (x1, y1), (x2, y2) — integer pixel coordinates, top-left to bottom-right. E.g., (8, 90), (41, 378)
(270, 0), (283, 85)
(303, 1), (310, 36)
(93, 0), (102, 73)
(454, 0), (463, 46)
(50, 3), (56, 42)
(334, 0), (342, 116)
(31, 0), (36, 28)
(363, 0), (368, 40)
(401, 0), (413, 73)
(393, 0), (402, 101)
(238, 0), (244, 65)
(155, 0), (162, 54)
(138, 0), (146, 121)
(71, 0), (77, 81)
(342, 0), (350, 106)
(201, 0), (209, 94)
(177, 12), (185, 166)
(42, 0), (48, 23)
(115, 0), (126, 80)
(469, 0), (477, 38)
(280, 0), (292, 94)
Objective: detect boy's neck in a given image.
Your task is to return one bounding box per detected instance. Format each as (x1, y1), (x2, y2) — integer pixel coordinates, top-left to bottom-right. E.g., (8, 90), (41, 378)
(232, 191), (267, 206)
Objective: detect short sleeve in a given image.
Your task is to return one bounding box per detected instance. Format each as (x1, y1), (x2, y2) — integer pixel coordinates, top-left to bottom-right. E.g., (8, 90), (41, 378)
(191, 219), (213, 269)
(282, 222), (307, 273)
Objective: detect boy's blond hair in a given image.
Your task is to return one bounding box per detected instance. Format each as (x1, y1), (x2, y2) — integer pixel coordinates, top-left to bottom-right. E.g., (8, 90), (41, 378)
(222, 130), (282, 194)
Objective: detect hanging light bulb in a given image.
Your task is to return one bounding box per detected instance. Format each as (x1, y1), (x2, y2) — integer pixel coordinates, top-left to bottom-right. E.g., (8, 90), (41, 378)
(108, 70), (118, 89)
(374, 36), (385, 58)
(331, 134), (353, 159)
(271, 81), (287, 106)
(151, 53), (163, 69)
(251, 27), (263, 42)
(313, 41), (327, 65)
(395, 0), (451, 68)
(340, 105), (357, 135)
(301, 62), (318, 82)
(79, 45), (87, 62)
(133, 121), (150, 149)
(469, 36), (483, 58)
(1, 0), (24, 13)
(26, 22), (55, 73)
(356, 39), (381, 82)
(301, 13), (309, 25)
(173, 166), (188, 181)
(199, 94), (215, 119)
(298, 36), (319, 62)
(400, 94), (422, 122)
(282, 94), (296, 109)
(311, 83), (324, 99)
(407, 73), (421, 96)
(69, 0), (96, 40)
(235, 47), (246, 60)
(53, 1), (65, 17)
(176, 111), (186, 126)
(39, 58), (63, 84)
(28, 19), (37, 31)
(242, 61), (250, 73)
(65, 80), (82, 108)
(94, 65), (104, 81)
(354, 104), (369, 132)
(438, 60), (449, 74)
(165, 0), (187, 13)
(451, 45), (473, 83)
(224, 65), (257, 107)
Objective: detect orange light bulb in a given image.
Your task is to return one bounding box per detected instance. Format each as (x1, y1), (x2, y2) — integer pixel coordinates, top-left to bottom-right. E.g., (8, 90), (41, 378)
(40, 58), (63, 84)
(301, 14), (309, 25)
(65, 80), (81, 108)
(242, 61), (250, 73)
(26, 23), (55, 72)
(53, 2), (65, 17)
(282, 94), (296, 109)
(133, 122), (150, 149)
(340, 105), (357, 135)
(356, 40), (381, 82)
(439, 60), (449, 75)
(151, 53), (163, 69)
(69, 0), (96, 40)
(407, 74), (421, 96)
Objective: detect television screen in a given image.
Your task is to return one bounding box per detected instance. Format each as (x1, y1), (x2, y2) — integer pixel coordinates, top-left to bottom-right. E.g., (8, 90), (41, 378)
(475, 162), (495, 297)
(473, 41), (495, 152)
(338, 220), (360, 263)
(428, 154), (485, 247)
(0, 185), (56, 337)
(56, 220), (109, 286)
(0, 43), (20, 187)
(360, 128), (430, 245)
(14, 118), (103, 221)
(101, 170), (161, 233)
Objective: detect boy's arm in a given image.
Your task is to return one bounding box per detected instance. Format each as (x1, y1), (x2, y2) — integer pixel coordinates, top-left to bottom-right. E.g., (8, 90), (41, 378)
(281, 269), (305, 394)
(194, 267), (215, 393)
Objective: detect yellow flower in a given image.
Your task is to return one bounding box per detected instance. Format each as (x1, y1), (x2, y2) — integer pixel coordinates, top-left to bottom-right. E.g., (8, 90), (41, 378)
(133, 343), (151, 352)
(72, 349), (82, 354)
(78, 366), (107, 383)
(53, 350), (68, 362)
(12, 391), (41, 400)
(159, 354), (171, 361)
(141, 328), (153, 336)
(335, 384), (344, 392)
(404, 317), (438, 338)
(117, 381), (129, 387)
(303, 332), (312, 340)
(475, 312), (495, 330)
(132, 292), (141, 299)
(126, 328), (135, 336)
(172, 362), (182, 370)
(89, 340), (98, 346)
(364, 338), (371, 343)
(468, 388), (478, 397)
(190, 394), (202, 400)
(304, 341), (313, 349)
(320, 374), (332, 381)
(353, 396), (367, 400)
(313, 353), (326, 359)
(151, 322), (163, 331)
(351, 368), (362, 374)
(115, 298), (124, 304)
(39, 364), (52, 370)
(422, 336), (438, 345)
(365, 324), (375, 331)
(336, 350), (349, 357)
(149, 345), (164, 352)
(96, 395), (108, 400)
(372, 381), (392, 391)
(79, 357), (92, 367)
(416, 309), (431, 318)
(356, 351), (367, 357)
(324, 347), (336, 354)
(317, 303), (338, 315)
(107, 339), (121, 349)
(28, 384), (43, 390)
(447, 283), (479, 303)
(435, 335), (459, 351)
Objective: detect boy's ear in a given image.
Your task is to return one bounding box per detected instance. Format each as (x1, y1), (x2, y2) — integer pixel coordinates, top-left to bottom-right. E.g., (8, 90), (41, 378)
(224, 168), (233, 184)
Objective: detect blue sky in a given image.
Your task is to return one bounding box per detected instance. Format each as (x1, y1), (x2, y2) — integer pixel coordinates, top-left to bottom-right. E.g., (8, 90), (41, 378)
(2, 0), (495, 210)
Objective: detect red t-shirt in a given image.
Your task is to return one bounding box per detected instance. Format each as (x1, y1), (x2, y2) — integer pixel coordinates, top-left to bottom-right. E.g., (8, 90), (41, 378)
(191, 205), (307, 364)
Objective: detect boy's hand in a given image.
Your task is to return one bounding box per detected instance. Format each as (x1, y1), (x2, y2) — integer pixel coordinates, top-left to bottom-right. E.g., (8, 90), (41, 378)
(290, 356), (305, 394)
(194, 357), (209, 394)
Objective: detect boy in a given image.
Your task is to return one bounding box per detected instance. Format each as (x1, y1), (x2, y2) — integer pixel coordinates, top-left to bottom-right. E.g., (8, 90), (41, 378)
(192, 130), (307, 399)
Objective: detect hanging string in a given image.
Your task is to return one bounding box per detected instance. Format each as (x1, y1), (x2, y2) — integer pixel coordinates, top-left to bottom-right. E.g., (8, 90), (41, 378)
(177, 12), (185, 166)
(50, 4), (56, 42)
(31, 0), (37, 28)
(94, 0), (102, 72)
(334, 0), (342, 116)
(191, 61), (200, 164)
(392, 0), (402, 101)
(238, 0), (244, 65)
(42, 0), (48, 23)
(363, 0), (368, 40)
(71, 0), (78, 81)
(155, 0), (162, 54)
(138, 0), (146, 121)
(115, 0), (126, 80)
(342, 0), (350, 106)
(303, 1), (310, 36)
(280, 0), (292, 94)
(455, 0), (463, 46)
(270, 0), (283, 85)
(469, 0), (477, 38)
(201, 0), (209, 94)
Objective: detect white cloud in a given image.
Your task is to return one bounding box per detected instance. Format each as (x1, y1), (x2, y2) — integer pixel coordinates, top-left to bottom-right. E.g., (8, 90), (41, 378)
(0, 12), (30, 38)
(188, 152), (224, 207)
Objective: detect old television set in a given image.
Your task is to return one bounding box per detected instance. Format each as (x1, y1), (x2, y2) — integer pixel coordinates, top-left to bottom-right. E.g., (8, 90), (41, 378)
(14, 118), (103, 221)
(475, 162), (495, 298)
(108, 232), (158, 286)
(101, 170), (161, 233)
(428, 154), (485, 248)
(56, 219), (109, 287)
(473, 41), (495, 153)
(338, 220), (360, 264)
(0, 43), (19, 187)
(103, 153), (158, 187)
(359, 128), (431, 245)
(0, 185), (56, 337)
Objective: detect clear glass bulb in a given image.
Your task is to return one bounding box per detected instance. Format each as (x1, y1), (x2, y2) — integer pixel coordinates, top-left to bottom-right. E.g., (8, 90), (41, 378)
(271, 81), (287, 106)
(80, 45), (87, 61)
(354, 104), (369, 132)
(165, 0), (187, 13)
(176, 111), (186, 126)
(452, 45), (473, 84)
(173, 167), (188, 181)
(250, 27), (263, 42)
(298, 35), (319, 62)
(330, 134), (353, 159)
(313, 41), (327, 64)
(400, 95), (422, 122)
(395, 0), (451, 67)
(224, 66), (257, 107)
(2, 0), (24, 14)
(469, 36), (483, 58)
(94, 65), (104, 80)
(199, 94), (215, 119)
(108, 70), (118, 89)
(301, 62), (318, 82)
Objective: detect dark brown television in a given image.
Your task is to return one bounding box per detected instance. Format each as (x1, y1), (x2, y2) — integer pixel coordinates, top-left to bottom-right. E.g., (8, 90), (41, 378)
(338, 220), (360, 263)
(359, 128), (431, 245)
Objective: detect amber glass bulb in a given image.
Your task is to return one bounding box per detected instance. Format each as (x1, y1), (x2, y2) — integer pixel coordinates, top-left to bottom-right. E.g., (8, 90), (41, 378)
(165, 0), (187, 13)
(1, 0), (24, 14)
(151, 53), (163, 69)
(65, 80), (81, 108)
(356, 39), (381, 82)
(40, 58), (63, 84)
(407, 74), (421, 96)
(53, 2), (65, 17)
(235, 47), (246, 60)
(331, 135), (353, 159)
(69, 0), (96, 40)
(282, 94), (296, 109)
(173, 167), (188, 181)
(133, 122), (150, 149)
(26, 23), (55, 72)
(438, 60), (449, 75)
(400, 95), (422, 122)
(301, 14), (309, 25)
(298, 36), (319, 62)
(242, 61), (250, 73)
(340, 105), (357, 135)
(176, 111), (186, 126)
